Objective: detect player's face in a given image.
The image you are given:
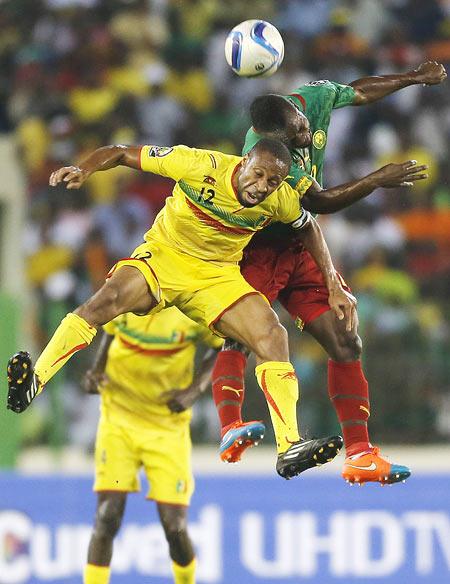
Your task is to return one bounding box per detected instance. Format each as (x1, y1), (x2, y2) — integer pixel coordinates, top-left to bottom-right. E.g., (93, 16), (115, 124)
(286, 110), (312, 149)
(236, 152), (288, 207)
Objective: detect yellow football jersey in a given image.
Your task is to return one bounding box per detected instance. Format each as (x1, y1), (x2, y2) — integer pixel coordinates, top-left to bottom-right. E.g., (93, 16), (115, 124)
(101, 306), (222, 429)
(140, 145), (308, 262)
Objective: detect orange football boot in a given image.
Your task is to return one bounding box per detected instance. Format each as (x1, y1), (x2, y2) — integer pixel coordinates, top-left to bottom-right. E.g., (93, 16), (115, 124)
(342, 446), (411, 486)
(220, 421), (265, 463)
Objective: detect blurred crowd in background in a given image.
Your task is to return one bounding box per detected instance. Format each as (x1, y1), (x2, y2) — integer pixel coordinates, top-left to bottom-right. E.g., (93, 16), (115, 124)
(1, 0), (450, 450)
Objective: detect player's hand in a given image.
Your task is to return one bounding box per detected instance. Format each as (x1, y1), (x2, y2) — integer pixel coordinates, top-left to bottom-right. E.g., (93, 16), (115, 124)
(328, 286), (358, 332)
(162, 388), (199, 413)
(372, 161), (428, 188)
(49, 166), (91, 189)
(83, 369), (109, 394)
(410, 61), (447, 85)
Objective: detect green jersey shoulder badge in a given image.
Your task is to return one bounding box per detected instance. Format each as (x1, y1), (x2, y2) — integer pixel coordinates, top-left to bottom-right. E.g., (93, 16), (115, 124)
(312, 130), (326, 150)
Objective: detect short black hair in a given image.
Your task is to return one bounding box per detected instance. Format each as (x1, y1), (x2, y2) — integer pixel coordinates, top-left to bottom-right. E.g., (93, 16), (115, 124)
(250, 94), (296, 133)
(248, 137), (292, 169)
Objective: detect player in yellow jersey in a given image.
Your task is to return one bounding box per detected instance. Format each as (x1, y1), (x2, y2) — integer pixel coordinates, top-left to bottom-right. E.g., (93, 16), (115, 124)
(82, 306), (222, 584)
(7, 138), (355, 478)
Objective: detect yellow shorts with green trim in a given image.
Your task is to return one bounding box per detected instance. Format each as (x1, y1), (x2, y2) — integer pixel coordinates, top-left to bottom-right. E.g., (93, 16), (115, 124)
(94, 412), (194, 506)
(127, 239), (263, 334)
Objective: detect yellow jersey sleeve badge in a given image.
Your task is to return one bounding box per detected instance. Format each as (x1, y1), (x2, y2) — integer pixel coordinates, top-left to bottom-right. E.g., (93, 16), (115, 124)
(148, 146), (174, 157)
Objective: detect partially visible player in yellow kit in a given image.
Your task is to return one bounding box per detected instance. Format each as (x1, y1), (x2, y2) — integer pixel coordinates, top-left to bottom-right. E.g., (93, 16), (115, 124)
(8, 138), (356, 479)
(83, 306), (222, 584)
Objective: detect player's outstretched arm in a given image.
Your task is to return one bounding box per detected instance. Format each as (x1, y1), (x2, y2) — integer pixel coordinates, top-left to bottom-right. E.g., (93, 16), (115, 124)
(350, 61), (447, 105)
(82, 330), (114, 394)
(292, 214), (357, 331)
(49, 145), (142, 190)
(302, 160), (428, 214)
(163, 347), (220, 413)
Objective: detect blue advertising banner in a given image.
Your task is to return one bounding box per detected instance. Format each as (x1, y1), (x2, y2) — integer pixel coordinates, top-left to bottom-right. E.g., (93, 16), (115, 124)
(0, 473), (449, 583)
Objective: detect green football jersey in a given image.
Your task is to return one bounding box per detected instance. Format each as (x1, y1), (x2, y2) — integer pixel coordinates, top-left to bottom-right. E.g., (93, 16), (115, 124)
(243, 80), (356, 189)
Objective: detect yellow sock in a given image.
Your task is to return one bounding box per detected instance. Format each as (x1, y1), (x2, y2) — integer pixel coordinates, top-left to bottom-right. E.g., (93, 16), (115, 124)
(172, 558), (196, 584)
(83, 563), (110, 584)
(34, 313), (96, 392)
(255, 361), (300, 454)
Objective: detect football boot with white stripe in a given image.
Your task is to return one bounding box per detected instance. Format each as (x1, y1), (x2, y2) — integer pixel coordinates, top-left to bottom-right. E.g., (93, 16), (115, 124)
(6, 351), (40, 413)
(276, 435), (344, 479)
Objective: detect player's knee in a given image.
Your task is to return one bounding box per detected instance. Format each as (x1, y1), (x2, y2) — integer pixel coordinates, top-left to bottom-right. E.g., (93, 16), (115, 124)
(162, 514), (190, 545)
(164, 522), (188, 542)
(164, 526), (193, 565)
(94, 498), (124, 539)
(254, 322), (288, 362)
(164, 522), (192, 562)
(332, 332), (362, 362)
(76, 285), (121, 327)
(159, 505), (187, 534)
(223, 337), (248, 354)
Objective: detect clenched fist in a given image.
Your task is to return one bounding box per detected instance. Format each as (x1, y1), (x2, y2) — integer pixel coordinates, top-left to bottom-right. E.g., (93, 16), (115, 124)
(410, 61), (447, 86)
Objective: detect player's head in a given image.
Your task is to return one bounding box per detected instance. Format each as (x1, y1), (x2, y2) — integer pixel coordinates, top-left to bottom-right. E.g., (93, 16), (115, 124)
(250, 94), (312, 149)
(236, 138), (292, 207)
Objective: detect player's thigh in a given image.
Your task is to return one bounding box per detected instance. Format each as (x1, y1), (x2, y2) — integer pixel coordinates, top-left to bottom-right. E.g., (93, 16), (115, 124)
(280, 275), (361, 360)
(110, 265), (155, 311)
(157, 502), (189, 533)
(280, 250), (352, 331)
(279, 284), (332, 332)
(174, 263), (262, 332)
(240, 246), (285, 302)
(77, 266), (159, 325)
(304, 308), (361, 361)
(140, 424), (194, 506)
(94, 416), (141, 493)
(214, 292), (289, 362)
(214, 292), (275, 340)
(105, 246), (165, 315)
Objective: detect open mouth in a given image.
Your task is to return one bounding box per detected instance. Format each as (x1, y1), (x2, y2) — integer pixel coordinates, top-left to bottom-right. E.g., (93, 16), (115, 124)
(245, 191), (259, 204)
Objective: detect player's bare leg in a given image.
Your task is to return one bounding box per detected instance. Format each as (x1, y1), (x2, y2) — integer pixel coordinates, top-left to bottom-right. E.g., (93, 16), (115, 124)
(305, 309), (411, 485)
(84, 492), (127, 584)
(157, 503), (196, 583)
(7, 266), (157, 413)
(215, 294), (343, 478)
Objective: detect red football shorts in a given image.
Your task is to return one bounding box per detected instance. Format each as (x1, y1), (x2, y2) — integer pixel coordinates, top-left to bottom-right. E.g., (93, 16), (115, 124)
(240, 246), (350, 329)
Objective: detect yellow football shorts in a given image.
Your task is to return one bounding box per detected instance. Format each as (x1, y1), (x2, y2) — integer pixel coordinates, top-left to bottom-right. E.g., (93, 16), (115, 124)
(111, 239), (263, 335)
(94, 411), (194, 506)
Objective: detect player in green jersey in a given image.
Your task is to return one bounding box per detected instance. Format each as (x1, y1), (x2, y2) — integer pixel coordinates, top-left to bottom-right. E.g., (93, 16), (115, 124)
(213, 61), (446, 485)
(246, 79), (355, 186)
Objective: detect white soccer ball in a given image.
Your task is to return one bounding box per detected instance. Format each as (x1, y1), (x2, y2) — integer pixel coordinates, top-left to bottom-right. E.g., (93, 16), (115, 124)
(225, 20), (284, 78)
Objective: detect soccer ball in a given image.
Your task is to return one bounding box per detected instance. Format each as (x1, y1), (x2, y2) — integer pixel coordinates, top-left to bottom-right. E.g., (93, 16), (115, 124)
(224, 20), (284, 78)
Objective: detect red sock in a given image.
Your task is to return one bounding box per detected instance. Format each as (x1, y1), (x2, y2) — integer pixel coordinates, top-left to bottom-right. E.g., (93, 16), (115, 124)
(212, 350), (247, 436)
(328, 359), (371, 457)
